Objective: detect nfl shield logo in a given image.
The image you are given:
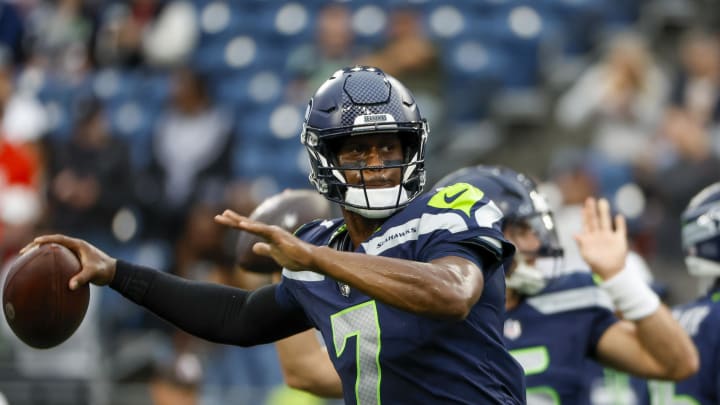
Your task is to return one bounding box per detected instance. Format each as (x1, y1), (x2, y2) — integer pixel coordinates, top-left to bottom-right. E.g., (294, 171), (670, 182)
(504, 319), (522, 340)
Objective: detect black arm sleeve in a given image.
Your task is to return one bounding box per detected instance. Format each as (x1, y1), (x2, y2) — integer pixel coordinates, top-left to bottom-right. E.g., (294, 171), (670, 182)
(110, 260), (313, 346)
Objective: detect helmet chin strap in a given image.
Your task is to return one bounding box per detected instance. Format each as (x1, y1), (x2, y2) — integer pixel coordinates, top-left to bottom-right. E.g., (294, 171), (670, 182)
(506, 255), (547, 295)
(344, 185), (409, 219)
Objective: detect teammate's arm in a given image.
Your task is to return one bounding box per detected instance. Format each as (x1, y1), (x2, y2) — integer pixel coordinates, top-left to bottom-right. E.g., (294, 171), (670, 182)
(261, 272), (343, 398)
(215, 211), (487, 320)
(575, 198), (699, 380)
(275, 330), (343, 397)
(22, 235), (314, 346)
(596, 311), (697, 380)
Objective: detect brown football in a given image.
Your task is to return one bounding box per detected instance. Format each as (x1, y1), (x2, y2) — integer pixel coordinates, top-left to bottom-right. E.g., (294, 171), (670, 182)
(2, 243), (89, 349)
(236, 189), (333, 274)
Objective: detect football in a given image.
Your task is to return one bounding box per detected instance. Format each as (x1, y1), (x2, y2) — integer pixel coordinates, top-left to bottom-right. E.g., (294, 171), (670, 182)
(2, 243), (89, 349)
(237, 189), (332, 273)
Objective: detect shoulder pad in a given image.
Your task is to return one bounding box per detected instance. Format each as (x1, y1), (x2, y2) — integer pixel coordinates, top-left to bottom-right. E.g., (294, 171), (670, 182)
(427, 182), (486, 217)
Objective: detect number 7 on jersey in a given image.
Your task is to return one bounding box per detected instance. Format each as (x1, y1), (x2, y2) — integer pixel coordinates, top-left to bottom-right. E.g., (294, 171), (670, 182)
(331, 301), (382, 405)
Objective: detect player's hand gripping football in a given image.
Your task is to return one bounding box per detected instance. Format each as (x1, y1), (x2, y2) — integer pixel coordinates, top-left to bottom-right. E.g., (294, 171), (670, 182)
(20, 235), (117, 290)
(216, 209), (317, 272)
(574, 197), (628, 281)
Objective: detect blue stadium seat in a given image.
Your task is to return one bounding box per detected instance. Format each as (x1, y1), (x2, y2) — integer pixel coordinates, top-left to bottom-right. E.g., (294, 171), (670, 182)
(232, 103), (307, 187)
(36, 75), (94, 140)
(440, 37), (506, 122)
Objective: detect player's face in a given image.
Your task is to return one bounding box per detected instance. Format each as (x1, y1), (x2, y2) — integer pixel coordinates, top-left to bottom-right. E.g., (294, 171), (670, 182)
(505, 222), (542, 265)
(335, 133), (404, 187)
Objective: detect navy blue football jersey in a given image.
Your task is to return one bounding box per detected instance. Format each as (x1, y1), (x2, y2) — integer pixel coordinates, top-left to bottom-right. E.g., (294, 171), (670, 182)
(504, 272), (619, 404)
(275, 183), (525, 404)
(647, 285), (720, 405)
(585, 362), (649, 405)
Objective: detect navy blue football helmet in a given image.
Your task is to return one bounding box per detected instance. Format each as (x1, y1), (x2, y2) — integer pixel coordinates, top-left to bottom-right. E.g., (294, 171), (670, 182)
(434, 165), (563, 259)
(682, 182), (720, 277)
(301, 66), (428, 218)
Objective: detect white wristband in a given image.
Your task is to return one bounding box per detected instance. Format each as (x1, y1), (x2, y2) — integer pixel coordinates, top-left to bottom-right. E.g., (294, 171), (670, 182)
(600, 267), (660, 320)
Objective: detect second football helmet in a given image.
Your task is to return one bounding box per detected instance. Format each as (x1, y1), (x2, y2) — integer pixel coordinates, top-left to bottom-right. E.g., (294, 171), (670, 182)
(435, 165), (563, 258)
(435, 165), (563, 294)
(301, 66), (428, 218)
(682, 182), (720, 277)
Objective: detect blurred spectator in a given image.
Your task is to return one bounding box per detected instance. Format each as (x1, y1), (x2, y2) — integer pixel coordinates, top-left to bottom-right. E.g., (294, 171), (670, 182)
(45, 96), (133, 249)
(94, 0), (161, 67)
(357, 6), (444, 134)
(358, 6), (442, 101)
(95, 0), (198, 68)
(23, 0), (96, 77)
(285, 3), (358, 102)
(631, 29), (720, 263)
(135, 67), (234, 255)
(0, 2), (25, 65)
(0, 64), (42, 266)
(670, 30), (720, 122)
(635, 106), (720, 262)
(666, 29), (720, 155)
(555, 32), (669, 166)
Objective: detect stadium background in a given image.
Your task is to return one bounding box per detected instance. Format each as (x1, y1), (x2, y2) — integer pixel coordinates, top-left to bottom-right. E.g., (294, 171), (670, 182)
(0, 0), (718, 404)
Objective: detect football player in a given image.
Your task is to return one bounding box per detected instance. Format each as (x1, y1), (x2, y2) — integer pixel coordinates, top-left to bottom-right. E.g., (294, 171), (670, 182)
(221, 165), (701, 404)
(434, 165), (698, 405)
(647, 182), (720, 404)
(24, 67), (525, 404)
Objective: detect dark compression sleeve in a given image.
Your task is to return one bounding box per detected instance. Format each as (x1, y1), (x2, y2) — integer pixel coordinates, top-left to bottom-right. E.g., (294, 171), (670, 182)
(110, 260), (312, 346)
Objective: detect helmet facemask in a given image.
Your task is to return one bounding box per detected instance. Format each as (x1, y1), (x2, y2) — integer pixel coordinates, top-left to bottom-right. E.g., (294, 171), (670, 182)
(303, 123), (428, 218)
(682, 199), (720, 277)
(504, 213), (564, 295)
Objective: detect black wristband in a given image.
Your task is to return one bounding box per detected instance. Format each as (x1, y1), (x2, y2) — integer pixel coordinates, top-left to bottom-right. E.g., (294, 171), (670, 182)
(110, 260), (158, 304)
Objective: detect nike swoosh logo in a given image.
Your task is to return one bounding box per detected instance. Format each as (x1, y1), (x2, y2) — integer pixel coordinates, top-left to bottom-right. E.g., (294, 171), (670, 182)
(443, 188), (468, 204)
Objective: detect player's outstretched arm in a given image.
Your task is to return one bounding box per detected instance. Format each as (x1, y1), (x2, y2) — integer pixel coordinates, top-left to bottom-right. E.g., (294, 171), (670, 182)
(21, 235), (313, 347)
(574, 198), (699, 380)
(216, 210), (485, 320)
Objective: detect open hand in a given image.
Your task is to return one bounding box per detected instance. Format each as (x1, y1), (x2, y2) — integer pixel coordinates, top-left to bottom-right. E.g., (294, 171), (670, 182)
(574, 198), (628, 280)
(20, 234), (117, 290)
(215, 209), (318, 272)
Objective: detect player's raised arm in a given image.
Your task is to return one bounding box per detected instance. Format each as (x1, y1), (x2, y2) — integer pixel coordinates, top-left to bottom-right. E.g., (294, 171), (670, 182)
(575, 198), (699, 380)
(22, 234), (313, 347)
(320, 249), (485, 320)
(216, 209), (488, 320)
